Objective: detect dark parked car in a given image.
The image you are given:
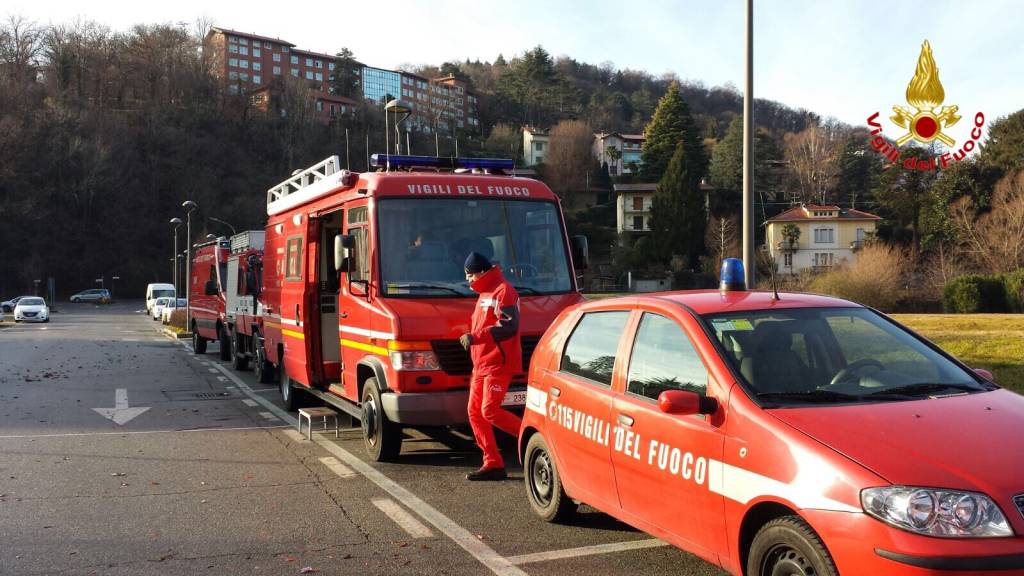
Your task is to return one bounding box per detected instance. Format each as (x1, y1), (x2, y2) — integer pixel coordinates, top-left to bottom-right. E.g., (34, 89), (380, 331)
(70, 289), (111, 303)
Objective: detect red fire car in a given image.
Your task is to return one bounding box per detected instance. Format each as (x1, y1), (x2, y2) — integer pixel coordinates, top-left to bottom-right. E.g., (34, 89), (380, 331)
(520, 260), (1024, 575)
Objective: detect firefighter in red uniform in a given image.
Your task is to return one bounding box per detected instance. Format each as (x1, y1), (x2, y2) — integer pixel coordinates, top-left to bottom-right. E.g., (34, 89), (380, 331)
(459, 252), (522, 481)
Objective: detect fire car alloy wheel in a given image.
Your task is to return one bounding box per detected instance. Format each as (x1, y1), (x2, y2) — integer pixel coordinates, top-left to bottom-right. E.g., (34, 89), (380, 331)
(524, 434), (576, 522)
(360, 377), (400, 462)
(748, 516), (838, 576)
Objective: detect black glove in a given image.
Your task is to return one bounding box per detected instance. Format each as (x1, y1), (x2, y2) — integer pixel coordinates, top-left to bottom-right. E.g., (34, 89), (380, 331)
(459, 333), (473, 350)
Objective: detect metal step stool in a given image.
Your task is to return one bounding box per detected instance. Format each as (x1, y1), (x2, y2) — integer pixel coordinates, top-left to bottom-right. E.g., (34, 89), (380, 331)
(297, 406), (340, 440)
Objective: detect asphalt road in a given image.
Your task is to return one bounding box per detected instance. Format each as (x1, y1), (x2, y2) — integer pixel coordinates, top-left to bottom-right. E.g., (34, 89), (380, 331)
(0, 302), (728, 576)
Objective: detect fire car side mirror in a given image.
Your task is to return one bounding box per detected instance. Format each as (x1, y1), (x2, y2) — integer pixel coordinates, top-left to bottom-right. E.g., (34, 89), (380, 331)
(335, 234), (355, 272)
(973, 368), (994, 381)
(204, 280), (218, 296)
(658, 390), (718, 416)
(571, 235), (589, 270)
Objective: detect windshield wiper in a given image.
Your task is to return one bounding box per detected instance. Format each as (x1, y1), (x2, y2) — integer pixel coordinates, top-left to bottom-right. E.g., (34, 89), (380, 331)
(757, 390), (862, 404)
(867, 382), (985, 398)
(513, 285), (541, 295)
(388, 283), (465, 295)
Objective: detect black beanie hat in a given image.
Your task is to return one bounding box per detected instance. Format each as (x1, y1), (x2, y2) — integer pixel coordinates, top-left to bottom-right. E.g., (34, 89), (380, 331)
(464, 252), (492, 274)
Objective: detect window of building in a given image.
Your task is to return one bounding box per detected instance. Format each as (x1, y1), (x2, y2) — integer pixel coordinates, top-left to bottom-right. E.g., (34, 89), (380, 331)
(228, 84), (239, 94)
(253, 48), (261, 58)
(305, 58), (313, 66)
(534, 142), (544, 152)
(228, 36), (238, 44)
(228, 71), (239, 80)
(239, 60), (248, 69)
(273, 53), (281, 62)
(253, 75), (261, 84)
(305, 71), (314, 80)
(228, 58), (238, 67)
(560, 311), (630, 386)
(239, 73), (249, 81)
(814, 253), (834, 267)
(253, 62), (261, 71)
(229, 45), (238, 54)
(315, 72), (322, 81)
(290, 55), (298, 65)
(328, 62), (335, 71)
(291, 69), (299, 77)
(627, 313), (707, 400)
(813, 228), (834, 244)
(264, 41), (271, 49)
(784, 252), (793, 266)
(239, 46), (248, 56)
(315, 59), (322, 68)
(273, 66), (281, 75)
(633, 196), (643, 211)
(238, 37), (248, 46)
(282, 46), (289, 52)
(285, 237), (302, 280)
(316, 101), (323, 112)
(633, 215), (643, 230)
(329, 103), (336, 116)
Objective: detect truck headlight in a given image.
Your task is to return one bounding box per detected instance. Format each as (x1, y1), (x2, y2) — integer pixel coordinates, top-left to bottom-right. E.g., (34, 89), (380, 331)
(862, 486), (1013, 537)
(389, 350), (440, 371)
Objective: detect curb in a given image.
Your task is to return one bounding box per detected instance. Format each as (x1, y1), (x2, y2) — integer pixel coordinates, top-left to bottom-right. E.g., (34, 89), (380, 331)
(162, 328), (191, 340)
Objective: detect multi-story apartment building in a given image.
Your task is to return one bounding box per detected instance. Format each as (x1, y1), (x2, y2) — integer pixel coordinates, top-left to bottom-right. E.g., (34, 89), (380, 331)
(765, 204), (881, 273)
(594, 132), (645, 175)
(614, 183), (655, 236)
(205, 27), (479, 130)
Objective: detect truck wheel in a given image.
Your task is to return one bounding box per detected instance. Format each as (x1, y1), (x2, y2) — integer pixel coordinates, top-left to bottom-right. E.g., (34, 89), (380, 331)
(253, 333), (275, 384)
(524, 433), (577, 522)
(218, 326), (232, 361)
(192, 325), (207, 354)
(280, 371), (306, 411)
(231, 330), (249, 371)
(361, 377), (401, 462)
(747, 516), (838, 576)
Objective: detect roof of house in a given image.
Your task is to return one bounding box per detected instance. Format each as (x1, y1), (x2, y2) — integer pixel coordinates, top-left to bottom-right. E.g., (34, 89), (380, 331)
(613, 183), (657, 192)
(209, 27), (296, 48)
(596, 132), (645, 141)
(766, 204), (882, 223)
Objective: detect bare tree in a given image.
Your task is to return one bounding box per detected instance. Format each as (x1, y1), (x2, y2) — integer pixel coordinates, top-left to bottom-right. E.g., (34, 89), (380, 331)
(950, 170), (1024, 274)
(0, 15), (43, 87)
(483, 122), (520, 160)
(544, 119), (593, 209)
(705, 215), (739, 262)
(783, 123), (840, 204)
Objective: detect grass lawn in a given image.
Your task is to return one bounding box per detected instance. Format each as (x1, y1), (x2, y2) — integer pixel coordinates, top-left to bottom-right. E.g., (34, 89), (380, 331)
(889, 314), (1023, 395)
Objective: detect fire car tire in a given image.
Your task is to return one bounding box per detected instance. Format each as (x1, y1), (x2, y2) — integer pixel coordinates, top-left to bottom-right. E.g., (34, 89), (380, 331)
(281, 373), (298, 411)
(253, 334), (275, 384)
(524, 433), (577, 522)
(747, 516), (838, 576)
(192, 328), (207, 354)
(218, 326), (232, 362)
(232, 330), (249, 371)
(360, 378), (401, 462)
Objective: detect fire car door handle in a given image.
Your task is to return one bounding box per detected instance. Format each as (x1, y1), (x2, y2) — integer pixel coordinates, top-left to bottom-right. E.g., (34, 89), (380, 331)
(549, 386), (561, 397)
(617, 414), (634, 427)
(340, 312), (347, 319)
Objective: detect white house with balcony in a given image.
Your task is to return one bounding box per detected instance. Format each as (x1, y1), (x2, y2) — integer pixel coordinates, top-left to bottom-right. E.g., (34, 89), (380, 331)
(594, 132), (645, 175)
(522, 126), (549, 166)
(766, 204), (881, 273)
(614, 183), (656, 239)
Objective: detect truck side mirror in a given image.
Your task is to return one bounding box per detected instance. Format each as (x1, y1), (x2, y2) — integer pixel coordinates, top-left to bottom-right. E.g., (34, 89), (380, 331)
(204, 280), (218, 296)
(335, 234), (355, 272)
(571, 235), (589, 270)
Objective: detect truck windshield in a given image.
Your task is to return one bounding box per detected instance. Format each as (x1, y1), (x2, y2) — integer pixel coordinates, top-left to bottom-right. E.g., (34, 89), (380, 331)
(153, 289), (175, 299)
(702, 307), (992, 406)
(377, 197), (572, 297)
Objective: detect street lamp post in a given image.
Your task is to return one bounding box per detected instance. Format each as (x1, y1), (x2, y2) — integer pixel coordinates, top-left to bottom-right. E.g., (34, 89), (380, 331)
(207, 217), (236, 237)
(182, 201), (198, 332)
(170, 217), (183, 297)
(111, 276), (120, 301)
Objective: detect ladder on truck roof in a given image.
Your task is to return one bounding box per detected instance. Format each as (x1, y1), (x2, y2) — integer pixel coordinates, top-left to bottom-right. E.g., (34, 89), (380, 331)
(229, 230), (265, 253)
(266, 156), (353, 217)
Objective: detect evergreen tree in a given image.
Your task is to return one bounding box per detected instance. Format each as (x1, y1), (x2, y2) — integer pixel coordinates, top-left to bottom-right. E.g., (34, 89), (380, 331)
(330, 48), (362, 99)
(640, 82), (707, 182)
(649, 143), (706, 265)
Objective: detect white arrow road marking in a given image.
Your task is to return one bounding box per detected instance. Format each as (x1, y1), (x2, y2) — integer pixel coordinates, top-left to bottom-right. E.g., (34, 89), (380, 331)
(93, 389), (150, 426)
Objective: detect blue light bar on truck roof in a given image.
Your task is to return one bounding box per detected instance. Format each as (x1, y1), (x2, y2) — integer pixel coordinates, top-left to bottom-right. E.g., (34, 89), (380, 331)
(370, 154), (515, 171)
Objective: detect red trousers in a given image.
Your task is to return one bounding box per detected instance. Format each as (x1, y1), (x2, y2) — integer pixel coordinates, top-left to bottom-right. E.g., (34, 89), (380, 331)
(467, 372), (522, 469)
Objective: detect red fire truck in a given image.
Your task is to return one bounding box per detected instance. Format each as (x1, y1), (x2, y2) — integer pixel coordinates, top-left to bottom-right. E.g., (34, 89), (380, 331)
(188, 237), (232, 360)
(256, 154), (587, 460)
(223, 231), (275, 380)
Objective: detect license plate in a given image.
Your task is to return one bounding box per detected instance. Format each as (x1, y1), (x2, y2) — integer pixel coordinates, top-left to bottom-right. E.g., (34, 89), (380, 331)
(502, 390), (527, 407)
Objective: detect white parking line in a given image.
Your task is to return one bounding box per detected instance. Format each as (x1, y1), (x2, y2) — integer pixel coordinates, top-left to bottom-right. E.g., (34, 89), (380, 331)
(258, 411), (278, 421)
(207, 368), (218, 373)
(242, 399), (258, 407)
(373, 498), (434, 538)
(506, 539), (669, 565)
(217, 376), (228, 382)
(318, 456), (356, 479)
(0, 425), (289, 439)
(203, 357), (527, 576)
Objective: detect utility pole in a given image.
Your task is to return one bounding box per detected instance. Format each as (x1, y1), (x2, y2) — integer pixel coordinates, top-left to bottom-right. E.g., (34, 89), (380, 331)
(742, 0), (756, 287)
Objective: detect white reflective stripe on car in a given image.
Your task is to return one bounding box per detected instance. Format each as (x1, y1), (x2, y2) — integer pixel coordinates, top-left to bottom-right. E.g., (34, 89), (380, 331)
(525, 386), (547, 415)
(707, 459), (860, 512)
(339, 325), (395, 340)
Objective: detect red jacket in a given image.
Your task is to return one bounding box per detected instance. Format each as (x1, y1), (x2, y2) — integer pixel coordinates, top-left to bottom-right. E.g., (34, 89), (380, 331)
(468, 267), (522, 376)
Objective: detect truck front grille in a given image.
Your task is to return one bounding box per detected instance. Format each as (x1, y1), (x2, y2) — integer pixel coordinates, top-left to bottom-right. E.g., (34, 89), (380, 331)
(431, 335), (541, 376)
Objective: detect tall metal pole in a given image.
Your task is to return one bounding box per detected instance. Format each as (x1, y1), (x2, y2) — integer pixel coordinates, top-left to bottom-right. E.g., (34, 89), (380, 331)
(170, 217), (183, 297)
(742, 0), (756, 287)
(182, 201), (197, 332)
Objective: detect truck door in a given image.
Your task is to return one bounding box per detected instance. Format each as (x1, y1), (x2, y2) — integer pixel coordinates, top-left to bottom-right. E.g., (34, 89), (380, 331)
(281, 224), (313, 386)
(338, 203), (373, 403)
(226, 255), (240, 328)
(314, 210), (344, 385)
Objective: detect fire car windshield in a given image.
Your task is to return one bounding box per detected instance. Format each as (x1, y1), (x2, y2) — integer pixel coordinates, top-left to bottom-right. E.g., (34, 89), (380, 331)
(703, 307), (993, 406)
(376, 198), (573, 297)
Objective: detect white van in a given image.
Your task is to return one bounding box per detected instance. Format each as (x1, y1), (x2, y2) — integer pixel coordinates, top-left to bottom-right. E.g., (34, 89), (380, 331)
(145, 283), (175, 314)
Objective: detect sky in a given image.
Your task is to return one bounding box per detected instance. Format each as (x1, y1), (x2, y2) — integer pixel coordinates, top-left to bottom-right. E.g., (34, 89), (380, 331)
(9, 0), (1023, 138)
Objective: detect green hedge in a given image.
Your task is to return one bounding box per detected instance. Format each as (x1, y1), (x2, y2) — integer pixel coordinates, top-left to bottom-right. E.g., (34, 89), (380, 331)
(942, 274), (1009, 313)
(1002, 269), (1024, 312)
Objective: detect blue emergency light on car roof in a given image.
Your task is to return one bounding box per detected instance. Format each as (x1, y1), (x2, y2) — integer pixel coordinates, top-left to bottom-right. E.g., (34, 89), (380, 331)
(719, 258), (746, 292)
(370, 154), (515, 171)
